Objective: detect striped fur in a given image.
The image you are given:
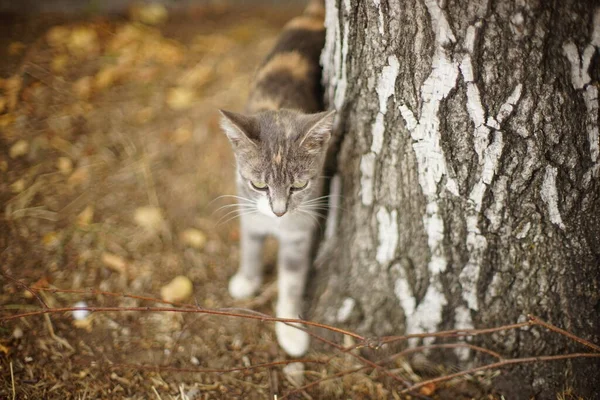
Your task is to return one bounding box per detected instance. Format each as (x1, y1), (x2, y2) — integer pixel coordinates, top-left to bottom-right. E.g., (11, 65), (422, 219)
(219, 0), (330, 357)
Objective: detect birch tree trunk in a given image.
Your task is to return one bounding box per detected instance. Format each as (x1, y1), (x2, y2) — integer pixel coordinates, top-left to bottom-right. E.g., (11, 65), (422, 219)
(310, 0), (600, 396)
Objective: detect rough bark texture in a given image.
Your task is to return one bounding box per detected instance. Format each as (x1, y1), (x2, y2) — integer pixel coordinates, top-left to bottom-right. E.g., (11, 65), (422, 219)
(309, 0), (600, 397)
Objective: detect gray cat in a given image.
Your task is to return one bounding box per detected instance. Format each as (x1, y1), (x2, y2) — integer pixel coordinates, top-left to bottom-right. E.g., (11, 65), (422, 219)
(219, 0), (333, 356)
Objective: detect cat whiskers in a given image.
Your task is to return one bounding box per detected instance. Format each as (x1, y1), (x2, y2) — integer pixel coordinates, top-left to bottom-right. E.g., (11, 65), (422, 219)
(295, 207), (323, 229)
(216, 209), (260, 227)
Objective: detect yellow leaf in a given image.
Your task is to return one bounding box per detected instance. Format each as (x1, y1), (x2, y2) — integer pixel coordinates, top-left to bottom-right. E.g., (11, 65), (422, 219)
(101, 252), (127, 273)
(160, 276), (193, 302)
(134, 206), (163, 232)
(9, 140), (29, 159)
(77, 205), (94, 227)
(180, 228), (206, 249)
(130, 3), (168, 25)
(166, 87), (195, 110)
(51, 54), (69, 73)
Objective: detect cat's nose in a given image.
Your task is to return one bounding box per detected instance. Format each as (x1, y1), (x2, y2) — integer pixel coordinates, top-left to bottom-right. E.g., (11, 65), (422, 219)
(271, 199), (287, 217)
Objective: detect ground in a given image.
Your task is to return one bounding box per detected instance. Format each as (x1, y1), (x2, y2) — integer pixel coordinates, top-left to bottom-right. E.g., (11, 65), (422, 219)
(0, 4), (503, 399)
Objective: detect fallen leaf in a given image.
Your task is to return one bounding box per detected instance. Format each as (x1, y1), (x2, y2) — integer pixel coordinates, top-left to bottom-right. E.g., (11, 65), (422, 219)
(10, 179), (25, 193)
(166, 87), (195, 110)
(8, 41), (26, 56)
(57, 157), (73, 175)
(51, 54), (69, 73)
(134, 206), (163, 232)
(178, 64), (213, 88)
(419, 382), (437, 396)
(68, 167), (89, 187)
(101, 252), (127, 273)
(42, 232), (61, 248)
(47, 26), (70, 48)
(130, 3), (169, 25)
(180, 228), (206, 249)
(73, 76), (93, 99)
(77, 205), (94, 227)
(5, 75), (22, 111)
(172, 124), (192, 144)
(160, 276), (193, 302)
(67, 26), (99, 57)
(0, 344), (9, 355)
(9, 140), (29, 158)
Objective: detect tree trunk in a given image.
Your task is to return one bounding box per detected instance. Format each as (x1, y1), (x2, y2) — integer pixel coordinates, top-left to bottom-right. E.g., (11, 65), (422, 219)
(310, 0), (600, 397)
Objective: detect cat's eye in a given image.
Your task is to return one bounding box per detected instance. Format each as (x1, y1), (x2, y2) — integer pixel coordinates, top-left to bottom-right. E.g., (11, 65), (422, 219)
(291, 180), (308, 190)
(251, 181), (268, 190)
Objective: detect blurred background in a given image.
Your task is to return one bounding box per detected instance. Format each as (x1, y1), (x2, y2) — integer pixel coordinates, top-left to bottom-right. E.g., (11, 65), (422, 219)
(0, 2), (354, 399)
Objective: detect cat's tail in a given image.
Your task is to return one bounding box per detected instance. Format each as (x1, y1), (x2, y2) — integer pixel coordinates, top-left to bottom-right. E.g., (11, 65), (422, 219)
(304, 0), (325, 20)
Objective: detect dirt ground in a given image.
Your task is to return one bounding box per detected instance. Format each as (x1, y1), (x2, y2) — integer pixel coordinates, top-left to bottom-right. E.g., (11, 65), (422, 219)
(0, 3), (505, 399)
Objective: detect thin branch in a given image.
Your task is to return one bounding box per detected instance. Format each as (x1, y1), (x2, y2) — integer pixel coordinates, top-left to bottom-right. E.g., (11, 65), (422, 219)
(400, 353), (600, 394)
(1, 272), (49, 309)
(528, 314), (600, 352)
(110, 359), (327, 374)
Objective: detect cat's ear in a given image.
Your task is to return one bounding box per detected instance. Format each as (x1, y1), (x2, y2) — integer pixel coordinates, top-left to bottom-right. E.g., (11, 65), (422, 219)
(299, 110), (335, 154)
(219, 109), (260, 148)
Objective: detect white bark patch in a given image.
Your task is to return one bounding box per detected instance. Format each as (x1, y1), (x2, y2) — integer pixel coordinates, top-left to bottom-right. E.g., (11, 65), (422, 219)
(336, 297), (356, 323)
(372, 0), (385, 35)
(322, 0), (349, 112)
(460, 22), (523, 315)
(325, 175), (342, 239)
(371, 55), (399, 154)
(396, 0), (458, 336)
(359, 152), (375, 205)
(562, 8), (600, 181)
(541, 166), (566, 229)
(376, 207), (398, 265)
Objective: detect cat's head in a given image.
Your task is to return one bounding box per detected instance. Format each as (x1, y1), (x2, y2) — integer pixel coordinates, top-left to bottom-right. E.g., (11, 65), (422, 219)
(219, 108), (335, 218)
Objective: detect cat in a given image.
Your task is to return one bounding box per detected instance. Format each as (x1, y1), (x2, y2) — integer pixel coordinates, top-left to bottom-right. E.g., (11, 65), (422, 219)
(219, 0), (333, 357)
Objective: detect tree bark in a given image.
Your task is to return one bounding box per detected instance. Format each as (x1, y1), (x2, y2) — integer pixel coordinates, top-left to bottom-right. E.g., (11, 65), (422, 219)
(310, 0), (600, 397)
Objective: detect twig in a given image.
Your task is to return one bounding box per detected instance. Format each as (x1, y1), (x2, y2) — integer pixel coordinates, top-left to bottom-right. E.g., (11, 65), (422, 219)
(282, 342), (503, 399)
(0, 305), (364, 341)
(10, 361), (16, 400)
(380, 322), (530, 345)
(110, 359), (327, 374)
(0, 272), (49, 309)
(399, 353), (600, 394)
(528, 314), (600, 352)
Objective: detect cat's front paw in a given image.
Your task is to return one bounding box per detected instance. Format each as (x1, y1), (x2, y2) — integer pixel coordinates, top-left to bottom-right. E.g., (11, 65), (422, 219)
(276, 321), (310, 357)
(228, 273), (262, 300)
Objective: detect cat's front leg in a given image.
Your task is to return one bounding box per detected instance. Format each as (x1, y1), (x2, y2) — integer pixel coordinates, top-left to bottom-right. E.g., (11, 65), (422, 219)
(275, 233), (311, 356)
(229, 224), (265, 300)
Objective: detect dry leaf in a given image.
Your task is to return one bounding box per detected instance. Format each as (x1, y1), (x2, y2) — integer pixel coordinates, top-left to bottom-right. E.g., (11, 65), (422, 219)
(172, 124), (192, 144)
(180, 228), (206, 249)
(57, 157), (73, 175)
(42, 232), (61, 248)
(160, 276), (193, 302)
(178, 64), (213, 88)
(8, 41), (26, 56)
(130, 3), (168, 25)
(101, 252), (127, 273)
(73, 76), (92, 99)
(77, 205), (94, 227)
(5, 75), (22, 111)
(67, 26), (99, 57)
(419, 382), (437, 396)
(68, 167), (89, 187)
(51, 54), (69, 73)
(10, 179), (25, 193)
(9, 140), (29, 158)
(47, 26), (70, 47)
(134, 206), (163, 232)
(166, 87), (195, 110)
